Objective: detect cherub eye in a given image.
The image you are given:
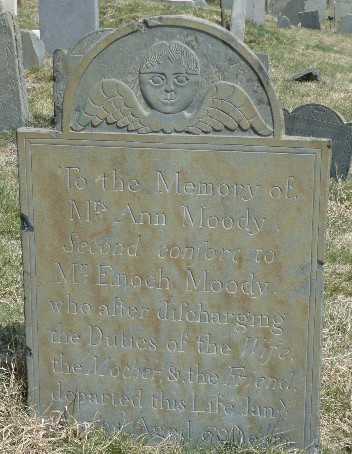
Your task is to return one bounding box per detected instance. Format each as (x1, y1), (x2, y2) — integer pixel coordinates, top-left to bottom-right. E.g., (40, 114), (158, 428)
(150, 75), (164, 85)
(174, 75), (189, 85)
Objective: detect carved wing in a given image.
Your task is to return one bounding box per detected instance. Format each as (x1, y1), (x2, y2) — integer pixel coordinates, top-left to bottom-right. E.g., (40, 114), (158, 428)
(186, 81), (273, 136)
(71, 79), (152, 133)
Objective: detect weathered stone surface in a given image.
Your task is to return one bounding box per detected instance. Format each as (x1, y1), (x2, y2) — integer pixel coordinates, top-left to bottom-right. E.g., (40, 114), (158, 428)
(287, 67), (323, 82)
(0, 0), (17, 15)
(277, 14), (292, 27)
(53, 28), (114, 130)
(337, 13), (352, 32)
(284, 104), (352, 179)
(230, 0), (247, 40)
(256, 52), (270, 74)
(246, 0), (266, 24)
(299, 10), (321, 29)
(21, 29), (45, 69)
(273, 0), (290, 14)
(281, 0), (305, 25)
(0, 12), (28, 131)
(304, 0), (326, 19)
(39, 0), (99, 55)
(335, 1), (352, 20)
(18, 16), (329, 451)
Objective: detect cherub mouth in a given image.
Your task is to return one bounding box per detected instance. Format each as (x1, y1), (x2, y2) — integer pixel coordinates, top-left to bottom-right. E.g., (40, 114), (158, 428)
(161, 97), (177, 103)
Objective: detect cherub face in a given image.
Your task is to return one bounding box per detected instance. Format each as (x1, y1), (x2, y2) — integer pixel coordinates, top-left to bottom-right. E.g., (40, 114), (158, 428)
(139, 59), (200, 114)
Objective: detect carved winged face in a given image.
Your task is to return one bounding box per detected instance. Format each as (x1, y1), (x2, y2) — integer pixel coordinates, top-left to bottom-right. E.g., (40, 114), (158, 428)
(139, 59), (200, 114)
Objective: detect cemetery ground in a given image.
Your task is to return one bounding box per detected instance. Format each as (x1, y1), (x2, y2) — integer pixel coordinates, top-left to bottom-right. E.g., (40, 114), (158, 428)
(0, 2), (351, 452)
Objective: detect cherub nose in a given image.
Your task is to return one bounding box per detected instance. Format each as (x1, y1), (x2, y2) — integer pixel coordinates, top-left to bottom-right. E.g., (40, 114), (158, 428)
(164, 76), (174, 93)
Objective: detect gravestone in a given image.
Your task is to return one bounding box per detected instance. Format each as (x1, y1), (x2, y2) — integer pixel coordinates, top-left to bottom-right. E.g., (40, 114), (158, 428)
(284, 104), (352, 179)
(39, 0), (99, 55)
(299, 10), (321, 29)
(273, 0), (291, 14)
(0, 12), (28, 131)
(230, 0), (247, 40)
(246, 0), (266, 24)
(278, 14), (292, 27)
(304, 0), (326, 19)
(0, 0), (17, 15)
(19, 16), (330, 451)
(337, 13), (352, 32)
(281, 0), (305, 25)
(21, 29), (46, 69)
(335, 1), (352, 20)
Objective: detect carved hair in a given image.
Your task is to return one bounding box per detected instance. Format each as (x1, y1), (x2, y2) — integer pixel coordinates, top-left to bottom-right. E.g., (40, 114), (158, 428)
(140, 41), (200, 74)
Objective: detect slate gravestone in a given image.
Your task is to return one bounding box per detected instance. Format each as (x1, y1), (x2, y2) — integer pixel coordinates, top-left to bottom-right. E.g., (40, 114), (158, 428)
(337, 13), (352, 32)
(284, 104), (352, 179)
(18, 16), (330, 451)
(299, 10), (321, 28)
(21, 29), (45, 69)
(273, 0), (291, 14)
(281, 0), (305, 25)
(39, 0), (99, 55)
(0, 12), (28, 131)
(278, 14), (292, 27)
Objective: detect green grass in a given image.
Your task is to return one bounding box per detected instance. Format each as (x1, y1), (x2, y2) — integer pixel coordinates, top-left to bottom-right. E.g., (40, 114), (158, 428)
(0, 1), (350, 452)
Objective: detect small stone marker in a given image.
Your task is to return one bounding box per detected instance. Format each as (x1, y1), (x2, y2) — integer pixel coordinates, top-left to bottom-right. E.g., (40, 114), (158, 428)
(281, 0), (305, 25)
(0, 0), (17, 15)
(277, 14), (292, 27)
(0, 12), (28, 131)
(337, 13), (352, 32)
(19, 16), (329, 451)
(284, 104), (352, 179)
(39, 0), (99, 55)
(299, 9), (321, 29)
(21, 29), (46, 69)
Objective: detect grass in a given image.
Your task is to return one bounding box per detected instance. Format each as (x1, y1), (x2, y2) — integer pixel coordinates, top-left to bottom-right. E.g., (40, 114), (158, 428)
(0, 1), (351, 452)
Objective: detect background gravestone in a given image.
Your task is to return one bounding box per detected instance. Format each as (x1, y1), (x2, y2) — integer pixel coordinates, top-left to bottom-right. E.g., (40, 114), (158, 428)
(281, 0), (306, 25)
(278, 14), (292, 27)
(284, 104), (352, 179)
(299, 10), (321, 29)
(21, 29), (46, 69)
(304, 0), (326, 19)
(337, 13), (352, 32)
(0, 12), (28, 131)
(334, 0), (352, 20)
(19, 16), (329, 451)
(246, 0), (266, 24)
(272, 0), (291, 14)
(39, 0), (99, 55)
(230, 0), (247, 40)
(0, 0), (17, 15)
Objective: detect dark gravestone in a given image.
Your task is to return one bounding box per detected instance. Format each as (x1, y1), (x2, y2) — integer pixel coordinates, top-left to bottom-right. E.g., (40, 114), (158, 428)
(277, 14), (292, 27)
(287, 67), (323, 82)
(19, 16), (330, 451)
(281, 0), (305, 25)
(0, 12), (28, 131)
(39, 0), (99, 55)
(273, 0), (291, 14)
(284, 104), (352, 179)
(299, 10), (321, 29)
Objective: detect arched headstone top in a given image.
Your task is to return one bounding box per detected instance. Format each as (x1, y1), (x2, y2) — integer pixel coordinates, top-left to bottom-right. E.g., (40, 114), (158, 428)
(63, 16), (284, 138)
